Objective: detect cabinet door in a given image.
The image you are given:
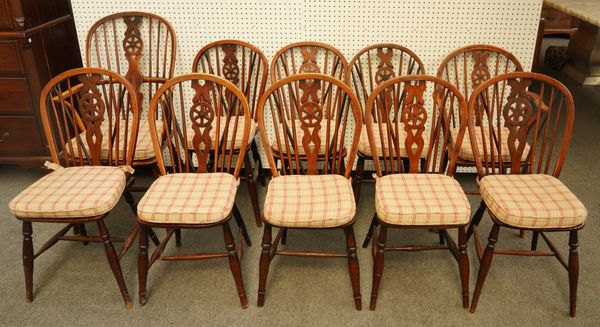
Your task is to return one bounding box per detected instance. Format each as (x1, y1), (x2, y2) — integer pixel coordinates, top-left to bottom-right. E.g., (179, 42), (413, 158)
(0, 0), (13, 30)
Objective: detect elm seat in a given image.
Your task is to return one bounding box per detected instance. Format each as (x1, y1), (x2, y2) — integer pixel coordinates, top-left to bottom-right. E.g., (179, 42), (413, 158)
(67, 120), (163, 161)
(9, 166), (126, 219)
(264, 174), (355, 228)
(358, 123), (430, 158)
(137, 172), (239, 225)
(450, 126), (530, 162)
(375, 173), (471, 226)
(479, 174), (587, 229)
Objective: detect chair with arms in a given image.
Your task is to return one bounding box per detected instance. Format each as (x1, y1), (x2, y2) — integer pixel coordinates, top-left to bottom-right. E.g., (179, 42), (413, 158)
(346, 43), (426, 202)
(466, 72), (587, 317)
(363, 75), (471, 310)
(256, 73), (363, 310)
(192, 40), (269, 227)
(8, 67), (140, 308)
(136, 73), (252, 308)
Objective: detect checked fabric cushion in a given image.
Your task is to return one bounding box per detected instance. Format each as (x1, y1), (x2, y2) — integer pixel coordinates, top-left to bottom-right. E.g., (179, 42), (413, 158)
(264, 174), (355, 228)
(137, 172), (239, 224)
(9, 166), (126, 218)
(479, 174), (587, 229)
(375, 173), (470, 226)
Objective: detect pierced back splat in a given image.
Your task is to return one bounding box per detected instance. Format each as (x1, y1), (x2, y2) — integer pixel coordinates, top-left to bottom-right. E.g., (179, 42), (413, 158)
(503, 78), (534, 171)
(78, 74), (106, 165)
(401, 82), (428, 172)
(298, 79), (323, 174)
(190, 81), (215, 173)
(122, 16), (144, 99)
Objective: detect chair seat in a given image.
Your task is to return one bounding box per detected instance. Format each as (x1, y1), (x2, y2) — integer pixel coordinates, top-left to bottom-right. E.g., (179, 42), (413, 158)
(264, 174), (355, 228)
(450, 126), (529, 162)
(358, 123), (430, 158)
(9, 166), (126, 219)
(66, 120), (161, 162)
(375, 174), (470, 226)
(137, 172), (239, 225)
(186, 117), (257, 151)
(479, 174), (587, 229)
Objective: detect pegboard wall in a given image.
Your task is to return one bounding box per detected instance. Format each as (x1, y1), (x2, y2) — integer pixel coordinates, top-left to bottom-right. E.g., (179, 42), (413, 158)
(71, 0), (543, 169)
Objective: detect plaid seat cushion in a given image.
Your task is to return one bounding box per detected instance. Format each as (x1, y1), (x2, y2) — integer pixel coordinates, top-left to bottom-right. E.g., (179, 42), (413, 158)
(186, 117), (256, 151)
(450, 126), (529, 162)
(359, 123), (430, 158)
(479, 174), (587, 228)
(271, 120), (345, 156)
(67, 120), (162, 161)
(375, 174), (470, 226)
(137, 172), (239, 224)
(264, 174), (355, 228)
(9, 166), (126, 218)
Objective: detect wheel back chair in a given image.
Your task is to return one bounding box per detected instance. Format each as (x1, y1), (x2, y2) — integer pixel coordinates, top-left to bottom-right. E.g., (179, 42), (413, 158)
(9, 67), (141, 308)
(192, 40), (269, 227)
(86, 11), (177, 252)
(436, 44), (523, 192)
(256, 73), (363, 309)
(362, 75), (472, 310)
(136, 73), (253, 308)
(465, 72), (587, 317)
(346, 43), (426, 203)
(270, 41), (348, 83)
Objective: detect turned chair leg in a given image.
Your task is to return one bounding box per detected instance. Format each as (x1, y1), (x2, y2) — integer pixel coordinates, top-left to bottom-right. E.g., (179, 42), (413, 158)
(470, 223), (500, 314)
(568, 230), (579, 318)
(257, 224), (273, 307)
(232, 204), (252, 246)
(244, 155), (262, 227)
(466, 200), (487, 240)
(344, 226), (362, 310)
(370, 224), (388, 310)
(281, 229), (288, 245)
(22, 221), (34, 303)
(362, 213), (378, 248)
(138, 225), (149, 306)
(531, 231), (539, 251)
(352, 157), (365, 204)
(223, 222), (248, 309)
(251, 140), (267, 187)
(78, 223), (89, 245)
(97, 220), (132, 309)
(175, 229), (182, 247)
(458, 226), (469, 308)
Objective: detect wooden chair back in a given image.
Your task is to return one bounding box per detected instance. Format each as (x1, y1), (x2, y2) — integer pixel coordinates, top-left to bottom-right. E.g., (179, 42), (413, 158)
(147, 74), (252, 177)
(437, 44), (523, 126)
(39, 67), (140, 168)
(85, 12), (176, 113)
(346, 43), (425, 112)
(192, 40), (268, 121)
(467, 72), (575, 179)
(270, 42), (348, 83)
(365, 75), (467, 175)
(257, 73), (362, 178)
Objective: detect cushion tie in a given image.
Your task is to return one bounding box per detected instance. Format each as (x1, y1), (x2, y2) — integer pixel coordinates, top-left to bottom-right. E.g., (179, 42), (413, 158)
(119, 165), (135, 174)
(43, 161), (63, 171)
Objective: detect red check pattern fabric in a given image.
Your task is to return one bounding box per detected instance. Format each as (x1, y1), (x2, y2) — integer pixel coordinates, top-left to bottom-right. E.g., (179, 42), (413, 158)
(186, 117), (256, 151)
(450, 126), (529, 162)
(479, 174), (587, 228)
(9, 166), (126, 218)
(264, 174), (355, 228)
(67, 120), (162, 161)
(359, 123), (430, 158)
(137, 172), (239, 224)
(375, 174), (470, 226)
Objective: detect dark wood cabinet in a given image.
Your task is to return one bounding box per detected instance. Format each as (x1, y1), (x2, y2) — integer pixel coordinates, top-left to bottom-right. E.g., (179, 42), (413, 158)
(0, 0), (82, 166)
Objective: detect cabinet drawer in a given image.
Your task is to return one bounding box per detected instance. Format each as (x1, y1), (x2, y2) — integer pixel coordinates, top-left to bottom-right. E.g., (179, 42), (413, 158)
(0, 40), (24, 74)
(0, 117), (45, 156)
(0, 78), (32, 114)
(0, 0), (12, 30)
